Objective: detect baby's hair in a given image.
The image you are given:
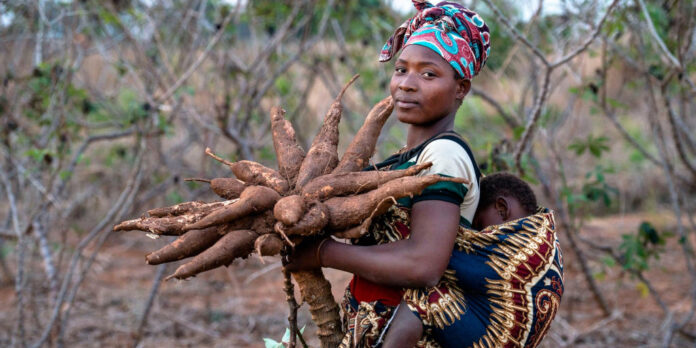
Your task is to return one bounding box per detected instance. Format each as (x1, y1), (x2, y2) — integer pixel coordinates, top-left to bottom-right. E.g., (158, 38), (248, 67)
(478, 172), (537, 215)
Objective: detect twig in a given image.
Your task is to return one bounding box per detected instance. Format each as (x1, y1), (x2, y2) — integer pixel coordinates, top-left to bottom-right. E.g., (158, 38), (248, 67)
(481, 0), (549, 66)
(546, 140), (612, 316)
(247, 0), (308, 75)
(574, 310), (623, 341)
(493, 0), (544, 79)
(599, 105), (662, 167)
(661, 84), (696, 179)
(469, 87), (519, 128)
(636, 0), (682, 69)
(1, 167), (27, 348)
(486, 0), (620, 173)
(132, 264), (167, 346)
(54, 129), (136, 200)
(513, 67), (551, 175)
(33, 219), (57, 293)
(155, 5), (237, 103)
(550, 0), (621, 68)
(152, 308), (222, 338)
(244, 261), (282, 285)
(204, 147), (235, 167)
(57, 142), (145, 346)
(31, 139), (146, 348)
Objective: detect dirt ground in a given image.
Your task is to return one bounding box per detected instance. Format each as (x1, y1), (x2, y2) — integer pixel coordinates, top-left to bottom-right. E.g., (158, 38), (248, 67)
(1, 211), (694, 347)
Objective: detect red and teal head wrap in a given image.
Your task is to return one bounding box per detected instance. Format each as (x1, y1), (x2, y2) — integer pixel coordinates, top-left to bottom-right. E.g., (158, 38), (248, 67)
(380, 0), (491, 80)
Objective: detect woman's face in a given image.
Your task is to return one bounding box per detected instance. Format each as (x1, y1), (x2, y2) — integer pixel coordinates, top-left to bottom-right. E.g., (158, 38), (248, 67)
(389, 45), (469, 126)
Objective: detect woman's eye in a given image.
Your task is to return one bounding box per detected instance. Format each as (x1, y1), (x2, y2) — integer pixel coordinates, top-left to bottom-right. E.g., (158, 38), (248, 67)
(423, 71), (437, 78)
(395, 67), (406, 73)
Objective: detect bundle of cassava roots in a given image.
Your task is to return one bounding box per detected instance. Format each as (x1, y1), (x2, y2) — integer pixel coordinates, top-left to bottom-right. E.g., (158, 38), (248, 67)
(113, 75), (468, 347)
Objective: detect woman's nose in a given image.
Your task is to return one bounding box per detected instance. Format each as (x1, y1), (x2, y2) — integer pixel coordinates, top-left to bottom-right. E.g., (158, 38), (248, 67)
(397, 73), (417, 92)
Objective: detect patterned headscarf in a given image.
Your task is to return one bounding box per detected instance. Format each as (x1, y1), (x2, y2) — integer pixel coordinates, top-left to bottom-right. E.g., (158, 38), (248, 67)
(380, 0), (491, 80)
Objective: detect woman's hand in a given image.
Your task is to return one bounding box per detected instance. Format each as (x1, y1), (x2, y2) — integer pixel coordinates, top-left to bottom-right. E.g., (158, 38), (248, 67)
(284, 237), (328, 272)
(317, 200), (461, 288)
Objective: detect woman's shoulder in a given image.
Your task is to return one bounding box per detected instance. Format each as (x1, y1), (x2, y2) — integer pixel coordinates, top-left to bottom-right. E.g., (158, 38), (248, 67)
(417, 137), (475, 168)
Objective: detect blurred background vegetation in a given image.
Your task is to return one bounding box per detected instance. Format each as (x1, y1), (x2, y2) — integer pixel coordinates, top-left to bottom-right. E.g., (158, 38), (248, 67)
(1, 0), (695, 347)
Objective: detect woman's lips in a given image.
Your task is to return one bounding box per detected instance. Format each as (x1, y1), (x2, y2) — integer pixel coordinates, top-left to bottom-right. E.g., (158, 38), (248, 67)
(395, 100), (419, 108)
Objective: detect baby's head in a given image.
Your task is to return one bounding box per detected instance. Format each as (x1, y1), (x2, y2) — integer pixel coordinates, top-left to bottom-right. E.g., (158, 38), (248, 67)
(472, 173), (538, 230)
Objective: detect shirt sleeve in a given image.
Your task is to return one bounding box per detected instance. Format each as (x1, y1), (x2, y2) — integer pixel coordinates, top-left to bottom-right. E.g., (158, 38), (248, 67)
(412, 138), (477, 205)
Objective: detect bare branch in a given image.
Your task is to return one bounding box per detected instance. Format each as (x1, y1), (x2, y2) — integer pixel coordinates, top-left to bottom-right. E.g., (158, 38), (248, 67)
(550, 0), (620, 68)
(155, 5), (238, 103)
(31, 139), (146, 348)
(636, 0), (682, 69)
(0, 167), (27, 348)
(481, 0), (549, 66)
(470, 87), (520, 128)
(513, 67), (551, 174)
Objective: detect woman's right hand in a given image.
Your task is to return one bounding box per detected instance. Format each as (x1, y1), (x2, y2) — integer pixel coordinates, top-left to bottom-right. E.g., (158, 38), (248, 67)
(284, 237), (329, 272)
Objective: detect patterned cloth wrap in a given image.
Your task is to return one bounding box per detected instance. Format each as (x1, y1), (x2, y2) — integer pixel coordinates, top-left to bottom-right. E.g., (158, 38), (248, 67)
(379, 0), (491, 80)
(339, 206), (564, 348)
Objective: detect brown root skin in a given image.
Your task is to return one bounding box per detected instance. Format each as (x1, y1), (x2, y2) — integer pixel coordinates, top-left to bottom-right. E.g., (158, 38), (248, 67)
(254, 233), (284, 256)
(270, 106), (306, 185)
(145, 226), (222, 265)
(250, 210), (276, 235)
(324, 175), (470, 231)
(273, 195), (307, 226)
(211, 178), (247, 199)
(165, 229), (257, 281)
(184, 185), (280, 232)
(186, 177), (247, 200)
(280, 201), (329, 236)
(114, 205), (224, 235)
(114, 199), (258, 235)
(301, 162), (433, 201)
(146, 201), (211, 217)
(295, 75), (359, 188)
(332, 96), (395, 174)
(205, 148), (289, 194)
(292, 270), (343, 347)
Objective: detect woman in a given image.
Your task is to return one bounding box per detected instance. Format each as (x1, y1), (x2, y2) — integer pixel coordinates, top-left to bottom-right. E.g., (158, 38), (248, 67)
(288, 2), (562, 347)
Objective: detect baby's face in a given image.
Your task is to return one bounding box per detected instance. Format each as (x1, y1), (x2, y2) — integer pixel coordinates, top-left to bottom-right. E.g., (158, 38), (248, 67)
(472, 204), (504, 230)
(472, 196), (529, 230)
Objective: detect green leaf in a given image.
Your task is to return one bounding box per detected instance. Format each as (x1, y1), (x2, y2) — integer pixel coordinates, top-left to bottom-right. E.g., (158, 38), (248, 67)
(601, 255), (616, 268)
(568, 142), (586, 156)
(59, 170), (73, 181)
(638, 222), (660, 245)
(263, 338), (283, 348)
(274, 76), (291, 96)
(607, 98), (628, 110)
(593, 271), (606, 281)
(166, 190), (184, 205)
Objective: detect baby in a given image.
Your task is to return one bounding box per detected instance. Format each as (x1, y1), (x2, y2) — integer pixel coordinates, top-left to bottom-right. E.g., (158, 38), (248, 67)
(382, 172), (539, 348)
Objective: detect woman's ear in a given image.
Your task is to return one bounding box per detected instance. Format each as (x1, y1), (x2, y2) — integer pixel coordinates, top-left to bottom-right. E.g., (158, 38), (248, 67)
(494, 196), (510, 221)
(455, 79), (471, 100)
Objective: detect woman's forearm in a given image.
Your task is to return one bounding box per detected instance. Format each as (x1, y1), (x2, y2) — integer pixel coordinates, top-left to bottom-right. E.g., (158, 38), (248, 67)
(320, 200), (461, 288)
(320, 239), (436, 287)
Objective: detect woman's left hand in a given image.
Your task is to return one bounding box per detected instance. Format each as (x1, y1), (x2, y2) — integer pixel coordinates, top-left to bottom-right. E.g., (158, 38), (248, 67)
(284, 237), (326, 272)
